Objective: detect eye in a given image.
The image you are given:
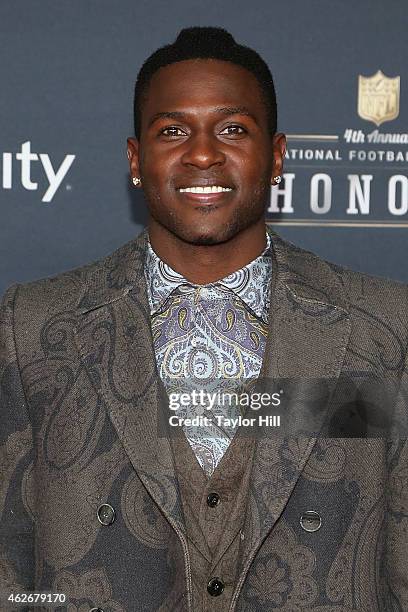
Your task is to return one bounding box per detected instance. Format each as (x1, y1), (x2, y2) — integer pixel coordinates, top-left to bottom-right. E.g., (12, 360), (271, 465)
(219, 124), (247, 136)
(160, 126), (187, 137)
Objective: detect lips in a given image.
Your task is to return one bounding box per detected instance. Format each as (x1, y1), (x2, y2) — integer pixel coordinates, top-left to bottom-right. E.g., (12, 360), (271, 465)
(176, 178), (234, 190)
(176, 183), (234, 205)
(178, 185), (232, 194)
(175, 180), (235, 205)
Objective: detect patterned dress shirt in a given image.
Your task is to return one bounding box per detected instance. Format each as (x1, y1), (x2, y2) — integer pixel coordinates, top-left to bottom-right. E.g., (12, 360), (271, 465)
(144, 231), (272, 476)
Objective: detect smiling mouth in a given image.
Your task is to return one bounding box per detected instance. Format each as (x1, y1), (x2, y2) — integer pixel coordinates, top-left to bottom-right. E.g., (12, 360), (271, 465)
(176, 185), (234, 205)
(178, 185), (233, 194)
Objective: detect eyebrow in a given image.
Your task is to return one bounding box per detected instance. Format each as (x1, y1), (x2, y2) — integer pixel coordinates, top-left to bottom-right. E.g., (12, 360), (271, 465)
(148, 106), (258, 127)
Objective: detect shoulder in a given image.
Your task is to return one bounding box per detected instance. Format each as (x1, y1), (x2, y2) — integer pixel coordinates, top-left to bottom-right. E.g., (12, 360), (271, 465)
(269, 228), (408, 319)
(1, 232), (146, 321)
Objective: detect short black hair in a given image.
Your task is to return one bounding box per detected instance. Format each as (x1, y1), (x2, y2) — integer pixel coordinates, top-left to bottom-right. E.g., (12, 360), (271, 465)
(133, 26), (277, 138)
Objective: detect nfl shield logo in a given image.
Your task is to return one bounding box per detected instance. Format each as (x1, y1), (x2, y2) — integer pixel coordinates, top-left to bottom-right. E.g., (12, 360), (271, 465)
(358, 70), (400, 126)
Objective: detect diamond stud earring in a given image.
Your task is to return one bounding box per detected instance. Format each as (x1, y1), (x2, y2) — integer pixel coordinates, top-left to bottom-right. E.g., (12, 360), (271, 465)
(132, 177), (141, 187)
(273, 175), (282, 184)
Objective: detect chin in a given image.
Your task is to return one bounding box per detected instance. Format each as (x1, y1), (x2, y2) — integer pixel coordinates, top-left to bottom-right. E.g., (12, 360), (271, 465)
(152, 206), (263, 246)
(188, 234), (222, 246)
(176, 224), (241, 246)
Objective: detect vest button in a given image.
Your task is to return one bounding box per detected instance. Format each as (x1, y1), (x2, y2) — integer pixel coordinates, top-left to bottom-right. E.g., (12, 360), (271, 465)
(207, 492), (220, 507)
(207, 577), (225, 597)
(300, 510), (322, 532)
(97, 503), (116, 526)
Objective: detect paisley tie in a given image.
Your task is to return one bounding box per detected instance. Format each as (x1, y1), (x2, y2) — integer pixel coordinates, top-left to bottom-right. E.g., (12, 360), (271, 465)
(151, 284), (269, 476)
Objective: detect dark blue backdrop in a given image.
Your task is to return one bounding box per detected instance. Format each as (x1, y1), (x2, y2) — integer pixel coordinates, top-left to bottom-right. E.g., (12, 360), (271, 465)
(1, 0), (407, 294)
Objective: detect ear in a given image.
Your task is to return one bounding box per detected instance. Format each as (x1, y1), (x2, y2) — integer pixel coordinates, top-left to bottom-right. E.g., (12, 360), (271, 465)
(270, 132), (287, 183)
(127, 137), (141, 182)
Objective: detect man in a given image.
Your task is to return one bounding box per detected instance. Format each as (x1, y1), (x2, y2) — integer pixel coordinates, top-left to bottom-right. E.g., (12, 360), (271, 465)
(1, 26), (408, 612)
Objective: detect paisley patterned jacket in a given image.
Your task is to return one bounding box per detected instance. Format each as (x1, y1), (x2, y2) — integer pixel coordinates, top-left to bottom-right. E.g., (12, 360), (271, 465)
(1, 226), (408, 612)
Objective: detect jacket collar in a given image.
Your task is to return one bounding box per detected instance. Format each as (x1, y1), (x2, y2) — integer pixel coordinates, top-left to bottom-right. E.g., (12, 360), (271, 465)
(76, 225), (349, 317)
(77, 228), (150, 314)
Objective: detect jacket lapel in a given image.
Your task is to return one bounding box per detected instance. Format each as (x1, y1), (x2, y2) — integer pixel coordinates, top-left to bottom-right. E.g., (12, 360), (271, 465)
(73, 229), (186, 535)
(240, 227), (352, 560)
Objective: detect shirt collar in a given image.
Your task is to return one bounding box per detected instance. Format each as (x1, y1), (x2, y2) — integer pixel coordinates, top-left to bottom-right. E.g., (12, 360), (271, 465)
(144, 230), (272, 321)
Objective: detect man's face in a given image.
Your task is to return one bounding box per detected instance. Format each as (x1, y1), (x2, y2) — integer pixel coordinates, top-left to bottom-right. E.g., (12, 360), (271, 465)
(128, 59), (286, 245)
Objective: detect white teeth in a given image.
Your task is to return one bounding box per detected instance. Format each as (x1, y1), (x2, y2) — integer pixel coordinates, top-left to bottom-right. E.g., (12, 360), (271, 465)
(179, 185), (232, 193)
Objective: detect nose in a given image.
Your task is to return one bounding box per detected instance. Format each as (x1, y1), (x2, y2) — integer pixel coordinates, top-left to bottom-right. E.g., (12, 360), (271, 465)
(180, 132), (226, 169)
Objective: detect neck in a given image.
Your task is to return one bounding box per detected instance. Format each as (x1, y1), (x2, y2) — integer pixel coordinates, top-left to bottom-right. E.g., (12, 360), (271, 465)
(147, 219), (268, 285)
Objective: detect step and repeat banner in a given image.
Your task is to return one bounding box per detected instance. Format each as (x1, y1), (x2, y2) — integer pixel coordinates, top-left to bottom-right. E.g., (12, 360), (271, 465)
(1, 0), (407, 294)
